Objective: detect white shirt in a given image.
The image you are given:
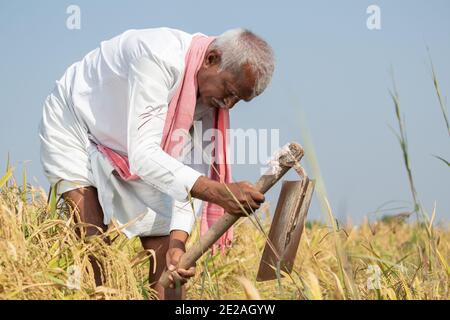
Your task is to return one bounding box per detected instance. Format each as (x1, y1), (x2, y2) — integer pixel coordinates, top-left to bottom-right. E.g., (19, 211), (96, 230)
(59, 27), (213, 235)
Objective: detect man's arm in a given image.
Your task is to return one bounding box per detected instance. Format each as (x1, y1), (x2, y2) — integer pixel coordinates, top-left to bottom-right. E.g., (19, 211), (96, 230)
(127, 56), (203, 203)
(127, 55), (265, 217)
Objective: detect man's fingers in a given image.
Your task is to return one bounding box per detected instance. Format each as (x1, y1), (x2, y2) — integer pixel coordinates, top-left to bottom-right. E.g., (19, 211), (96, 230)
(177, 267), (196, 278)
(246, 199), (259, 212)
(246, 196), (263, 211)
(169, 270), (184, 284)
(241, 182), (264, 201)
(250, 190), (265, 203)
(168, 271), (185, 287)
(166, 267), (195, 289)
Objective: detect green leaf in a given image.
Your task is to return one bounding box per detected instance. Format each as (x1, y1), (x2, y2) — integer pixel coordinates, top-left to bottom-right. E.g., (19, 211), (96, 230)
(22, 162), (27, 202)
(432, 155), (450, 167)
(1, 167), (14, 188)
(50, 183), (58, 216)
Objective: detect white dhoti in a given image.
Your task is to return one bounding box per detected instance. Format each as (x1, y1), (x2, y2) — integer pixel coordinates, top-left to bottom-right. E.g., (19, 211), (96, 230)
(38, 81), (204, 238)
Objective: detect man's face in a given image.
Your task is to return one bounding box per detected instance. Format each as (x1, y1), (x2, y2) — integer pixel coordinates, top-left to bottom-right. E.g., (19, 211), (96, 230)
(197, 49), (256, 110)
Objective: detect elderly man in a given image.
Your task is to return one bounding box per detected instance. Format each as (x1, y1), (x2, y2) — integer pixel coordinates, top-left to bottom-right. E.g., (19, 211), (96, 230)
(39, 27), (274, 299)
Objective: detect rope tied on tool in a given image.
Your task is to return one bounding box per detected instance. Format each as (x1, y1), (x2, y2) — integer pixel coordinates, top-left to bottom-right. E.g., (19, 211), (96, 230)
(265, 143), (307, 179)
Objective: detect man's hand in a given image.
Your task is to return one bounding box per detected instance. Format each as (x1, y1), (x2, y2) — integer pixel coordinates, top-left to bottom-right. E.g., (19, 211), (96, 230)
(166, 231), (196, 289)
(191, 177), (265, 216)
(216, 181), (265, 216)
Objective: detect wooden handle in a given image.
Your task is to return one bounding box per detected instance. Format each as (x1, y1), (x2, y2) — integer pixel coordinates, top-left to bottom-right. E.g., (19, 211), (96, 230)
(159, 142), (304, 288)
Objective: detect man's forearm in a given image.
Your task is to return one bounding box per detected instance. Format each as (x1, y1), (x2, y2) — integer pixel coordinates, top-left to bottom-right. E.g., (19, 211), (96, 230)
(190, 176), (223, 202)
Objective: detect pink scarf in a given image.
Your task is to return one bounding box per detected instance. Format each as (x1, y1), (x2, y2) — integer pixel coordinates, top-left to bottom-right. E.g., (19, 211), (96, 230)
(97, 34), (233, 252)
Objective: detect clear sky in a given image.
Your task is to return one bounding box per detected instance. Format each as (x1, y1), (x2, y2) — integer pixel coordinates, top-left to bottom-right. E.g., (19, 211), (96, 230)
(0, 0), (449, 224)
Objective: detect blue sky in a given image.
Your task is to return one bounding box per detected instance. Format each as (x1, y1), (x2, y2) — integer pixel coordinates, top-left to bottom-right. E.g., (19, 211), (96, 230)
(0, 0), (449, 224)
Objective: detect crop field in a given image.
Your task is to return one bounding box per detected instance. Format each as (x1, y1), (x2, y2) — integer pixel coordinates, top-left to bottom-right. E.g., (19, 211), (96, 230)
(0, 174), (448, 300)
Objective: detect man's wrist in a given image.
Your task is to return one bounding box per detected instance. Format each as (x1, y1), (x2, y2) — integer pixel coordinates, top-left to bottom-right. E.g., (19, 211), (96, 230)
(169, 230), (188, 250)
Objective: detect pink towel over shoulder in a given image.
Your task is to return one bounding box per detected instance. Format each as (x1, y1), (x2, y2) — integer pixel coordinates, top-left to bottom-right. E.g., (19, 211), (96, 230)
(97, 34), (233, 253)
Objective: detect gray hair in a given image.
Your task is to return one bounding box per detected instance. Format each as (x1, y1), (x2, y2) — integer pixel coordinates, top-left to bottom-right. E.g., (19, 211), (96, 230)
(209, 28), (275, 99)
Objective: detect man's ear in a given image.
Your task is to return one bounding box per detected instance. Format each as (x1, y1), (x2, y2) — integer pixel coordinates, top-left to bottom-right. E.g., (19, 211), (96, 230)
(204, 49), (222, 67)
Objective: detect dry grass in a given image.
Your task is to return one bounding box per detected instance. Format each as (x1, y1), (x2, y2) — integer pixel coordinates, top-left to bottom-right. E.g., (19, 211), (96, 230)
(0, 174), (448, 300)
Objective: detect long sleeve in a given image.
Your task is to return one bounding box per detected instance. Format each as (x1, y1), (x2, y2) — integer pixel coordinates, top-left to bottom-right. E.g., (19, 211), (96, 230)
(127, 55), (203, 202)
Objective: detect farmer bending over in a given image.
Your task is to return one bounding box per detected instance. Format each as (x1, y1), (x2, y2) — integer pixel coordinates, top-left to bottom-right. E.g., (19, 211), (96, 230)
(39, 27), (274, 299)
